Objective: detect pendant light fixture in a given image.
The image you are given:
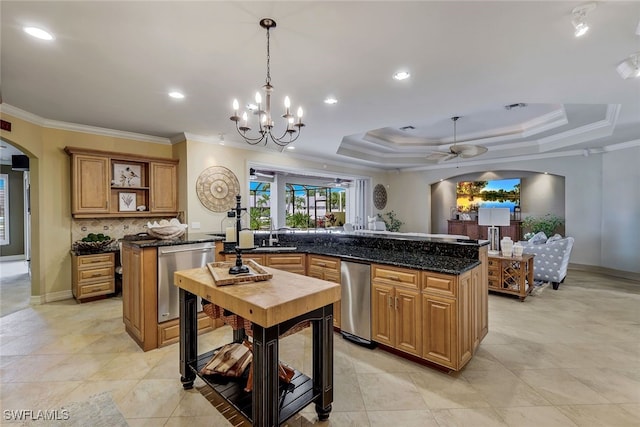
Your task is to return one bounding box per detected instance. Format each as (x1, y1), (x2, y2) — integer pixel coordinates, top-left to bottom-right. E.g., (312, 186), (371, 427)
(230, 18), (305, 147)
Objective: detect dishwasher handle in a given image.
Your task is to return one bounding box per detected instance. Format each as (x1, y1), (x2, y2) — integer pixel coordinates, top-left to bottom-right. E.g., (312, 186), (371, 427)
(159, 247), (213, 256)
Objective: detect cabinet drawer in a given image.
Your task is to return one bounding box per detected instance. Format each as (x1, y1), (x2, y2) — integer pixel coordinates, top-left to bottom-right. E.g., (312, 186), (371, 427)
(266, 254), (305, 271)
(423, 272), (456, 296)
(487, 269), (500, 279)
(487, 258), (500, 268)
(308, 256), (339, 270)
(77, 253), (113, 268)
(488, 278), (501, 289)
(77, 280), (114, 298)
(78, 266), (114, 281)
(372, 265), (419, 290)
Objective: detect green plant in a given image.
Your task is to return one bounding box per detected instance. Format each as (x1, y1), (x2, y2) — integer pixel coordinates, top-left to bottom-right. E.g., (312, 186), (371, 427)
(286, 212), (312, 228)
(522, 213), (564, 237)
(377, 210), (404, 232)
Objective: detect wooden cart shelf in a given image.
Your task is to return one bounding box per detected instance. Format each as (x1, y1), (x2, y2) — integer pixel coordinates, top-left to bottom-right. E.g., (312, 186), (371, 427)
(192, 347), (316, 424)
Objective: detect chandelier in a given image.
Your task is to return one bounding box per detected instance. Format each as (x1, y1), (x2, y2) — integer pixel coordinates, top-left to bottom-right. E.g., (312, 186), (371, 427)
(230, 18), (305, 147)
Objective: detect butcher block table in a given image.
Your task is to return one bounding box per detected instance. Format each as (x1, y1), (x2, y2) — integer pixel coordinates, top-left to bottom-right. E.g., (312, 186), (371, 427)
(174, 266), (340, 426)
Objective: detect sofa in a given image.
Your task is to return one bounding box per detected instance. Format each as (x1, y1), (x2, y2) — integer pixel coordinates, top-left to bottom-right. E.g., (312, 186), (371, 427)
(521, 234), (575, 290)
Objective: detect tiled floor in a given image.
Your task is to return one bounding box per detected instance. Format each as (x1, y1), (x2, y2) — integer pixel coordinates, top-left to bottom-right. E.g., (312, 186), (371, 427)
(0, 260), (31, 317)
(0, 270), (638, 426)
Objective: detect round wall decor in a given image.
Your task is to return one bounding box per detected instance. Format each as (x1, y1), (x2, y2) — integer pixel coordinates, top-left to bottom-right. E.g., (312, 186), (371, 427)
(373, 184), (388, 210)
(195, 166), (241, 212)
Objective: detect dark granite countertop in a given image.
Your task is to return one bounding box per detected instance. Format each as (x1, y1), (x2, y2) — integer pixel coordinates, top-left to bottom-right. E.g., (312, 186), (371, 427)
(222, 232), (484, 275)
(120, 232), (224, 248)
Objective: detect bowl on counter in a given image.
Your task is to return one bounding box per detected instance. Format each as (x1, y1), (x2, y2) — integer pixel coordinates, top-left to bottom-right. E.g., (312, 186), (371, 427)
(147, 219), (188, 240)
(72, 239), (115, 253)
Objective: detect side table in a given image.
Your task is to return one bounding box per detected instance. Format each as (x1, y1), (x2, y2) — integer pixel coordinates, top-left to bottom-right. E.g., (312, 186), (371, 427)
(487, 254), (535, 301)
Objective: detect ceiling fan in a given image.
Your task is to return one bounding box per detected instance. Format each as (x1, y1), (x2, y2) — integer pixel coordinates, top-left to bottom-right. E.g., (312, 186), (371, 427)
(323, 178), (351, 187)
(426, 116), (488, 161)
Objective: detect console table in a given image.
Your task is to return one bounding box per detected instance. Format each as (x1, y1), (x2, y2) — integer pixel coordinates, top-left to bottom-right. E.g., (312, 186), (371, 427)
(487, 254), (534, 301)
(174, 266), (340, 426)
(448, 219), (522, 241)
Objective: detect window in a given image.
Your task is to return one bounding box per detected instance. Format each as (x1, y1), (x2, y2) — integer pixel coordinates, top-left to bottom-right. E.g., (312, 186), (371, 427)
(248, 174), (347, 230)
(0, 174), (9, 245)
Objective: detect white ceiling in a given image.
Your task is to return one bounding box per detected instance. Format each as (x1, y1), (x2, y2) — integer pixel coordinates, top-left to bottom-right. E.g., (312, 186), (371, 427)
(1, 1), (639, 170)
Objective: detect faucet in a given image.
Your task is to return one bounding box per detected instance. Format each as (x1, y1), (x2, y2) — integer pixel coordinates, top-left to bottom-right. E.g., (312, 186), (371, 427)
(268, 217), (278, 246)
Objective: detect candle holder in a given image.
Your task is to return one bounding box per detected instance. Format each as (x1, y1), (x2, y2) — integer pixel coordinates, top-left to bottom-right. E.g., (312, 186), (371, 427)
(228, 195), (254, 275)
(229, 247), (250, 275)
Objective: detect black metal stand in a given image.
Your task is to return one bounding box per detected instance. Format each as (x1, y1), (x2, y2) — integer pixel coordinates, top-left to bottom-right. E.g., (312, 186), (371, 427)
(228, 194), (251, 275)
(229, 247), (250, 275)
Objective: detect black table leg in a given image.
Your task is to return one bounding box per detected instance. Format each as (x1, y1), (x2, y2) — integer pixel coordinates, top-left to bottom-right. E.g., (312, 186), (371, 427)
(251, 322), (280, 426)
(179, 288), (197, 390)
(313, 304), (334, 421)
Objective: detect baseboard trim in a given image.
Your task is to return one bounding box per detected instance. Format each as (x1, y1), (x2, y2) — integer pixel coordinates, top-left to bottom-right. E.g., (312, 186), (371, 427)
(45, 290), (73, 303)
(28, 290), (73, 305)
(569, 263), (640, 283)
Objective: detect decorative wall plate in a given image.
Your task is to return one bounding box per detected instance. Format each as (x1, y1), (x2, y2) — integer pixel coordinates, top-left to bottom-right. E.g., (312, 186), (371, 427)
(195, 166), (241, 212)
(373, 184), (388, 210)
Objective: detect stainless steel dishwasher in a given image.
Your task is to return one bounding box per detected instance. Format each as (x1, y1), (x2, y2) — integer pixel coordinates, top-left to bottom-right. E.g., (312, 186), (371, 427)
(157, 242), (215, 322)
(341, 261), (374, 347)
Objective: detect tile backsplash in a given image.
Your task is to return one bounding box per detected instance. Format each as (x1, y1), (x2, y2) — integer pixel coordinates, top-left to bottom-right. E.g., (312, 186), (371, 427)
(72, 217), (169, 242)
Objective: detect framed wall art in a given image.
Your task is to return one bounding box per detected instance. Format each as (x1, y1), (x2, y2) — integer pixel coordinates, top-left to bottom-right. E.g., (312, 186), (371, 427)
(113, 163), (142, 187)
(118, 192), (137, 212)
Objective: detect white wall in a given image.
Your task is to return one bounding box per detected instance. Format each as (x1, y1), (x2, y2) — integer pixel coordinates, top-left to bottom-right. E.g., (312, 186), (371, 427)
(601, 146), (640, 272)
(386, 147), (640, 274)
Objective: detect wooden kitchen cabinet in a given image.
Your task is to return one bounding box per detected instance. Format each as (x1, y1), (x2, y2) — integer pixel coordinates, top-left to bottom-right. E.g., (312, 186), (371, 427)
(421, 269), (475, 370)
(65, 147), (178, 218)
(70, 154), (111, 215)
(122, 242), (216, 351)
(71, 252), (115, 301)
(264, 253), (306, 275)
(150, 161), (178, 213)
(371, 265), (421, 357)
(223, 253), (265, 264)
(307, 255), (341, 328)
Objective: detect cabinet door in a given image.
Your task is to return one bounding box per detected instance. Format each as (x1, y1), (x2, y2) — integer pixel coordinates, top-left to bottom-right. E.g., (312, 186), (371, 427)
(72, 154), (110, 214)
(150, 162), (177, 213)
(448, 221), (465, 236)
(465, 223), (481, 240)
(422, 294), (457, 369)
(122, 246), (144, 343)
(265, 254), (306, 275)
(394, 287), (421, 356)
(457, 271), (473, 368)
(371, 283), (394, 347)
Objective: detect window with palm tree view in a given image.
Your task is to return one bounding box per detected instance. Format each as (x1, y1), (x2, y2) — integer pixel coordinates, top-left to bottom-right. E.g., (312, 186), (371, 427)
(249, 181), (346, 230)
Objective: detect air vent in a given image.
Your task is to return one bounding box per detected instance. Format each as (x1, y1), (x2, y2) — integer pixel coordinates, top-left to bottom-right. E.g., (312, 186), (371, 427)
(399, 125), (415, 131)
(504, 103), (527, 110)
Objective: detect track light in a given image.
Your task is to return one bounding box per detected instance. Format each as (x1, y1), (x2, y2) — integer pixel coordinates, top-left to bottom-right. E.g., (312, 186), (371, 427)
(571, 3), (596, 37)
(616, 52), (640, 79)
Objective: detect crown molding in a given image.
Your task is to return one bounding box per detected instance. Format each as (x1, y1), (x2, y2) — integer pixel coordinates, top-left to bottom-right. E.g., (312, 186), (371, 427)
(0, 104), (171, 144)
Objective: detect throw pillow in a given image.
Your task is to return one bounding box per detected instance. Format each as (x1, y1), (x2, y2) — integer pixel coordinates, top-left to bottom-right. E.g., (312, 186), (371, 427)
(528, 231), (547, 244)
(546, 233), (563, 244)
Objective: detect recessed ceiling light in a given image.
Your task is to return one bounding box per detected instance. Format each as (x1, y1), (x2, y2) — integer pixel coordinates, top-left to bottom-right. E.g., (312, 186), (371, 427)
(24, 26), (54, 41)
(168, 91), (185, 99)
(393, 71), (410, 81)
(286, 146), (295, 150)
(324, 97), (338, 105)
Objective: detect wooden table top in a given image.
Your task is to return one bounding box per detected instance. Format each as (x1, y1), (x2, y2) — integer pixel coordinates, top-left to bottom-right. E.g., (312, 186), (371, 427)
(174, 266), (341, 328)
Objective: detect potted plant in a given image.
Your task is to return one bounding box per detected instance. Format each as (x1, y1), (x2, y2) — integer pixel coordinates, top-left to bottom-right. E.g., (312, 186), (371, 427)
(522, 213), (564, 239)
(377, 210), (404, 232)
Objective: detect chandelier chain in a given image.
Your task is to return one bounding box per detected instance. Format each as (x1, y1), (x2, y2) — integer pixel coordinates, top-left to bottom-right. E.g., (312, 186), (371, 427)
(265, 27), (271, 85)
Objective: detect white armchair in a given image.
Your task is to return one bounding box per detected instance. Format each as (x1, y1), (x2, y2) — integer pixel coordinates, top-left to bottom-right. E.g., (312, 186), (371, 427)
(521, 236), (574, 290)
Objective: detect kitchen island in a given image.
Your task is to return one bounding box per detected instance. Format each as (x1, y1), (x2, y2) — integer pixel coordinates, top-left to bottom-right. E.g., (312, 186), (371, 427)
(121, 232), (224, 351)
(174, 266), (340, 426)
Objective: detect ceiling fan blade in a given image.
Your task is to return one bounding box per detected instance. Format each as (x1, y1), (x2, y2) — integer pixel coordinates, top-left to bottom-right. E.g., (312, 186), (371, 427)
(452, 144), (488, 159)
(426, 151), (450, 161)
(442, 153), (458, 161)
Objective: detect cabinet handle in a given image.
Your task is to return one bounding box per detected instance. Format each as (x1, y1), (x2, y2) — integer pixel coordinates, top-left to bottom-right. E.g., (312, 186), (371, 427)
(387, 296), (392, 308)
(87, 287), (104, 293)
(318, 262), (326, 267)
(388, 275), (400, 281)
(395, 297), (398, 310)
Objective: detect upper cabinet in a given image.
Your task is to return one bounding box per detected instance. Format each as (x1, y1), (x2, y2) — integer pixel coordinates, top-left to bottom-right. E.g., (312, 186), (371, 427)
(65, 147), (178, 218)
